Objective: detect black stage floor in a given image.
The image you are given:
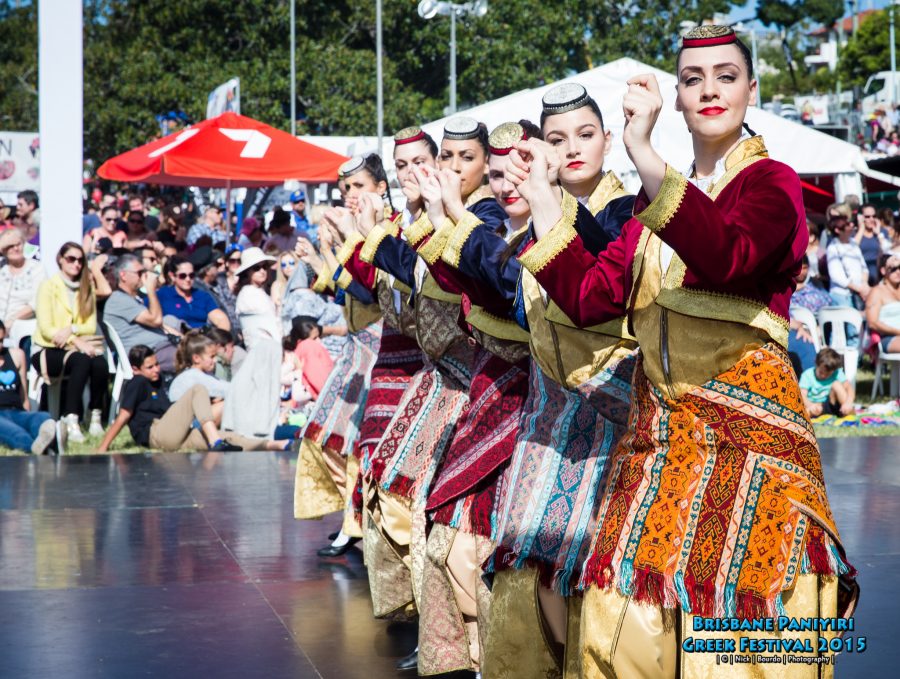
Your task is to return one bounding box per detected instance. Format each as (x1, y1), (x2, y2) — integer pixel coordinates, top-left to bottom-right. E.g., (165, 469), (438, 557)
(0, 438), (895, 677)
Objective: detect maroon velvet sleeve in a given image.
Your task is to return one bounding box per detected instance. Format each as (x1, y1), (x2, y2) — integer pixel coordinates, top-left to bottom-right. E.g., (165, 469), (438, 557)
(635, 160), (806, 285)
(343, 242), (377, 290)
(527, 219), (638, 328)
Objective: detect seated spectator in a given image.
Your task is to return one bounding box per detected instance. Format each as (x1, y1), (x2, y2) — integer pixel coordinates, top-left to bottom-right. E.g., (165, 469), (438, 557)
(0, 229), (45, 345)
(201, 326), (246, 381)
(237, 217), (263, 249)
(97, 344), (275, 453)
(157, 205), (187, 246)
(805, 220), (823, 282)
(31, 242), (110, 442)
(124, 213), (158, 251)
(157, 255), (231, 331)
(127, 195), (160, 232)
(865, 254), (900, 354)
(855, 203), (889, 285)
(292, 240), (349, 359)
(104, 254), (179, 373)
(285, 316), (334, 399)
(788, 255), (834, 375)
(800, 348), (854, 417)
(84, 205), (127, 253)
(234, 247), (281, 349)
(0, 320), (62, 455)
(826, 215), (869, 309)
(13, 189), (39, 246)
(263, 208), (298, 253)
(168, 331), (229, 402)
(186, 206), (226, 249)
(270, 251), (297, 311)
(191, 246), (240, 337)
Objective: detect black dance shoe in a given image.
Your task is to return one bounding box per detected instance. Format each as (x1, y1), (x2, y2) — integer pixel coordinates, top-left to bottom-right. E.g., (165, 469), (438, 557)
(316, 538), (360, 557)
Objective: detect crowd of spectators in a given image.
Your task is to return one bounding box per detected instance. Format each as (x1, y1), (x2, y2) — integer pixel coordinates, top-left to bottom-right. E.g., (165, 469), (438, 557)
(789, 195), (900, 396)
(0, 186), (345, 456)
(0, 181), (897, 454)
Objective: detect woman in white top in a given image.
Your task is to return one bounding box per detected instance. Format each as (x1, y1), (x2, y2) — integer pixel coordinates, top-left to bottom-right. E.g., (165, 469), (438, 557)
(826, 214), (869, 309)
(234, 247), (282, 350)
(0, 229), (45, 344)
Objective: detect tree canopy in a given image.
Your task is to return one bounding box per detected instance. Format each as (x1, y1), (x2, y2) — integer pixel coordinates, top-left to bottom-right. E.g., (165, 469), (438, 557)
(837, 9), (900, 89)
(1, 0), (749, 163)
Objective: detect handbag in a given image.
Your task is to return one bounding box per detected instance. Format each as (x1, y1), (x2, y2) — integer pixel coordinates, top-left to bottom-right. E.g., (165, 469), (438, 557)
(38, 334), (106, 385)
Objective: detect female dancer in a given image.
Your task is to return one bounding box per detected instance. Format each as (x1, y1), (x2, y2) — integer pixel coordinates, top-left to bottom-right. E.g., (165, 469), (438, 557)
(293, 157), (384, 556)
(515, 25), (856, 677)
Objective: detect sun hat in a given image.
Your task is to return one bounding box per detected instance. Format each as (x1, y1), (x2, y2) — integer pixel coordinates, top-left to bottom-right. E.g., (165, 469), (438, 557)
(235, 246), (276, 276)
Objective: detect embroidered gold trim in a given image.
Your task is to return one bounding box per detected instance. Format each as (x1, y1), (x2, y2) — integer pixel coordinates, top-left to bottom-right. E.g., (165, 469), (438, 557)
(655, 287), (789, 347)
(418, 218), (455, 265)
(383, 210), (402, 237)
(634, 165), (687, 233)
(405, 212), (435, 248)
(723, 135), (768, 172)
(587, 171), (630, 215)
(360, 224), (392, 264)
(441, 211), (484, 269)
(335, 231), (364, 266)
(420, 273), (462, 303)
(517, 190), (579, 274)
(708, 153), (767, 201)
(464, 184), (494, 209)
(311, 262), (334, 294)
(466, 305), (531, 342)
(334, 267), (353, 290)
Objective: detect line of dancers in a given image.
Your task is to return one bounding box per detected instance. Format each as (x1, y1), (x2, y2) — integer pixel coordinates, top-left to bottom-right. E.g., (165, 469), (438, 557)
(293, 25), (857, 679)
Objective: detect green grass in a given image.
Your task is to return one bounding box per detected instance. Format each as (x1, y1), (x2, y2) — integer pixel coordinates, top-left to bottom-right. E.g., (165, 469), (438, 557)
(0, 427), (150, 457)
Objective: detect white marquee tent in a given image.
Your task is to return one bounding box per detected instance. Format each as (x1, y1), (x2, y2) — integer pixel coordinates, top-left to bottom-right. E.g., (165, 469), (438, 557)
(303, 57), (900, 202)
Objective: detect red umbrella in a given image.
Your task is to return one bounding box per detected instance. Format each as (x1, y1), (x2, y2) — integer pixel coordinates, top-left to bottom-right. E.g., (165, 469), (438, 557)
(97, 112), (348, 187)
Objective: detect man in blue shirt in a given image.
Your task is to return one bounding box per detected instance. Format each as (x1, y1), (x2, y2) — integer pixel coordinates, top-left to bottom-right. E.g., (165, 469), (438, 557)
(289, 190), (317, 245)
(157, 256), (231, 331)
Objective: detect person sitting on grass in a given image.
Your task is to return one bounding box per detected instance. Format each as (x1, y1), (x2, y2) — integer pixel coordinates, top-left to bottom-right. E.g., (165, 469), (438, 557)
(97, 345), (284, 453)
(800, 347), (855, 417)
(0, 319), (63, 455)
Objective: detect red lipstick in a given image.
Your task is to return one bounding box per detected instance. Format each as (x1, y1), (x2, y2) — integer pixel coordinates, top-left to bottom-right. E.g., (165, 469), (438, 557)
(699, 107), (726, 116)
(504, 196), (519, 205)
(566, 160), (585, 169)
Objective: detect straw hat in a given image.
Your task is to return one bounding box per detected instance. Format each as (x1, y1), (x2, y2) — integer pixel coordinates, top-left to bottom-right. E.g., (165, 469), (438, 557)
(235, 246), (276, 276)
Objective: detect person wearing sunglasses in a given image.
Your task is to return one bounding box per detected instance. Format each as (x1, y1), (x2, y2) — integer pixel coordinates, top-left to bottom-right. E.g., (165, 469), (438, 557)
(31, 242), (111, 443)
(866, 254), (900, 355)
(157, 256), (231, 332)
(269, 252), (297, 311)
(0, 229), (45, 348)
(83, 205), (127, 253)
(825, 215), (869, 312)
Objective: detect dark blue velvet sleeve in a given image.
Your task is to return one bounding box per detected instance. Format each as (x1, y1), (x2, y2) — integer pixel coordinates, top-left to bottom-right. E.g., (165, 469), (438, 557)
(332, 266), (376, 305)
(372, 235), (417, 289)
(469, 197), (509, 233)
(454, 224), (521, 304)
(576, 195), (636, 256)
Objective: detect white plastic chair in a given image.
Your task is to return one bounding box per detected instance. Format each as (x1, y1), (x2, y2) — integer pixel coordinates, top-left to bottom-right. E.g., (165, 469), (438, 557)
(4, 318), (36, 350)
(871, 341), (900, 399)
(103, 320), (133, 420)
(817, 306), (863, 384)
(790, 306), (821, 353)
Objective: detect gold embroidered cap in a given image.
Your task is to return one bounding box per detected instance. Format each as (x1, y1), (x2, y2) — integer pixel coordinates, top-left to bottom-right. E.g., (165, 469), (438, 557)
(394, 126), (426, 145)
(338, 155), (365, 178)
(488, 122), (527, 156)
(443, 117), (481, 141)
(682, 24), (737, 48)
(542, 83), (590, 115)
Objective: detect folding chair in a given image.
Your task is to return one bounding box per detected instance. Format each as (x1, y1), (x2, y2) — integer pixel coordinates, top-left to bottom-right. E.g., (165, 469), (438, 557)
(103, 320), (134, 420)
(817, 306), (863, 384)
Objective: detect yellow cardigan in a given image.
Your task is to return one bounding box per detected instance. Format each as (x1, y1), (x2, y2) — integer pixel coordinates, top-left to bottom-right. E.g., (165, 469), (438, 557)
(32, 273), (97, 349)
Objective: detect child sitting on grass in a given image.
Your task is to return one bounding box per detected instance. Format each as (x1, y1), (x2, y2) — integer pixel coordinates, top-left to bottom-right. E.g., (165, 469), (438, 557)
(799, 347), (855, 417)
(97, 344), (284, 453)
